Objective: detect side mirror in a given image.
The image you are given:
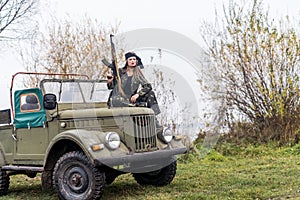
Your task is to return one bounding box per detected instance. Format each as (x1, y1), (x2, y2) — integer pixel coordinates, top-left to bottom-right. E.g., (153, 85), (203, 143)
(43, 93), (57, 110)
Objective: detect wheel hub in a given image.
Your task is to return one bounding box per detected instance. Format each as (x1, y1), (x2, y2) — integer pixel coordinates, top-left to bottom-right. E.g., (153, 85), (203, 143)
(71, 173), (83, 187)
(64, 166), (89, 193)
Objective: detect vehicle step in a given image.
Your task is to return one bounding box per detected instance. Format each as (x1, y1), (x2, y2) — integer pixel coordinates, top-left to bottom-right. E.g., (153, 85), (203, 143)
(1, 165), (43, 172)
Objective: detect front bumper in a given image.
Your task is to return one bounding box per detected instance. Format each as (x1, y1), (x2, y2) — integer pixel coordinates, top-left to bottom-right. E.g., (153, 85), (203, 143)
(94, 147), (187, 173)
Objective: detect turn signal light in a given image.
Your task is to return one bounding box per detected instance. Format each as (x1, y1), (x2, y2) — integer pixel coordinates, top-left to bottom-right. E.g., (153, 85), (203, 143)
(91, 144), (104, 151)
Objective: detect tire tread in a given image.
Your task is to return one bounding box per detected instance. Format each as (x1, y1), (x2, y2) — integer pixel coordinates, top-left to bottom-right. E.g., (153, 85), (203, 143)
(53, 151), (105, 200)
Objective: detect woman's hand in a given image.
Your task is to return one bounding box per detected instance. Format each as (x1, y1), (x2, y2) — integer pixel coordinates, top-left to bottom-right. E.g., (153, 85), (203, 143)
(130, 94), (139, 103)
(107, 74), (114, 84)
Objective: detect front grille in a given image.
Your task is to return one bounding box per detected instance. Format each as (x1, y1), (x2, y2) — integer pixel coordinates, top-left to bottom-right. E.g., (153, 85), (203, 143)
(132, 115), (157, 152)
(60, 115), (157, 153)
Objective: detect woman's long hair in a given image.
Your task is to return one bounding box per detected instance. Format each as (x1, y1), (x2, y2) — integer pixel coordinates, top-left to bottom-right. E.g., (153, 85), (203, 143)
(132, 66), (148, 84)
(123, 60), (148, 84)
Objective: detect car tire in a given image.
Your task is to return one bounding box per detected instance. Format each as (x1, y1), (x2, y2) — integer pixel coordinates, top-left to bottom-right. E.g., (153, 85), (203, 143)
(53, 151), (105, 200)
(0, 168), (9, 195)
(133, 159), (177, 186)
(105, 175), (117, 185)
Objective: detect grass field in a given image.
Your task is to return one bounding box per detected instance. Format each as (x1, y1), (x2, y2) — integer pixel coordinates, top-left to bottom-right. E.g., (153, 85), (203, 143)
(2, 144), (300, 200)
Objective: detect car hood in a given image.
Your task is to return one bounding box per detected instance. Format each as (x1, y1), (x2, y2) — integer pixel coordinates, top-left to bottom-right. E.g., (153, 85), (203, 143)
(55, 107), (154, 120)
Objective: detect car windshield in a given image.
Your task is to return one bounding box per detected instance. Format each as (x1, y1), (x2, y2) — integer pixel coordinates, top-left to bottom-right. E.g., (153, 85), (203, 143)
(41, 79), (110, 103)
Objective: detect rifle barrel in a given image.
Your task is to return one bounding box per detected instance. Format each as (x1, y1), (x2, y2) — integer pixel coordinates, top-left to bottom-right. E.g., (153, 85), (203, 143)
(110, 34), (126, 98)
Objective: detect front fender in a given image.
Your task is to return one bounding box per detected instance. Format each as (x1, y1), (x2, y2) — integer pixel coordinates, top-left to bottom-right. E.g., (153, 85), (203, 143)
(44, 129), (129, 165)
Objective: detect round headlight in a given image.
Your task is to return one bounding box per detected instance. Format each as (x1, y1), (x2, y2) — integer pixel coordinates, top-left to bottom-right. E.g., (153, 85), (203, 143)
(162, 127), (173, 143)
(105, 132), (120, 150)
(60, 122), (67, 128)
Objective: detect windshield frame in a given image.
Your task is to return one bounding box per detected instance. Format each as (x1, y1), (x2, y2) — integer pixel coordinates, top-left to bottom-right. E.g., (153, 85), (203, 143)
(40, 79), (110, 104)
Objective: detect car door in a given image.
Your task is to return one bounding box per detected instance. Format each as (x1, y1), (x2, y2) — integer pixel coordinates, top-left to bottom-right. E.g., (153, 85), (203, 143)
(13, 88), (48, 165)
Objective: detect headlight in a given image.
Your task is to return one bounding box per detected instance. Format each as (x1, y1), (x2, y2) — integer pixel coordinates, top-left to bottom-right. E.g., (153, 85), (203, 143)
(162, 127), (173, 143)
(60, 122), (67, 128)
(105, 132), (120, 150)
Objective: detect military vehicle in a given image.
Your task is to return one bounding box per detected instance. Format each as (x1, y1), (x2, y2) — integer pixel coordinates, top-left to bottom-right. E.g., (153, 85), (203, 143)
(0, 72), (187, 199)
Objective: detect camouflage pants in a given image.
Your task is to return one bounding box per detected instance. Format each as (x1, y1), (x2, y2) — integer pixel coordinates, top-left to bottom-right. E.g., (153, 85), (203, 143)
(108, 91), (161, 115)
(136, 91), (161, 115)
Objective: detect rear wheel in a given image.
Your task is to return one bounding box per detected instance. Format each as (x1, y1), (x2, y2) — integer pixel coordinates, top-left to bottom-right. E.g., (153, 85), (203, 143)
(53, 151), (105, 200)
(133, 160), (177, 186)
(0, 168), (9, 195)
(105, 175), (117, 185)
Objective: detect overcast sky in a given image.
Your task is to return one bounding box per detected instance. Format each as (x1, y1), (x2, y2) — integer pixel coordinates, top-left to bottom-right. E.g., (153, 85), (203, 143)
(0, 0), (299, 109)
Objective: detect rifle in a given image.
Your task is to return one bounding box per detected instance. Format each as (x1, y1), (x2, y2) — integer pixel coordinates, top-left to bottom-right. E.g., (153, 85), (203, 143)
(102, 34), (126, 98)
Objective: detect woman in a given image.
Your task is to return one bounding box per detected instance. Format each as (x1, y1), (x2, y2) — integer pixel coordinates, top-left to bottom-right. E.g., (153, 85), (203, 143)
(107, 52), (160, 115)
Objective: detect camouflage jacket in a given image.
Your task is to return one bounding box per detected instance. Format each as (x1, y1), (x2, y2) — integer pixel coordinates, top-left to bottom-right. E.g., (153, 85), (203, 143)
(107, 69), (152, 98)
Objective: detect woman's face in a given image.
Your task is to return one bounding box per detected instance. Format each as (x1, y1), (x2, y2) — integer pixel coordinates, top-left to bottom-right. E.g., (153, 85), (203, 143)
(127, 56), (137, 67)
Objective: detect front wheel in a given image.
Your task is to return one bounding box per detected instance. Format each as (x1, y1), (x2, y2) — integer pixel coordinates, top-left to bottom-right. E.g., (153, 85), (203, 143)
(53, 151), (105, 200)
(133, 160), (177, 186)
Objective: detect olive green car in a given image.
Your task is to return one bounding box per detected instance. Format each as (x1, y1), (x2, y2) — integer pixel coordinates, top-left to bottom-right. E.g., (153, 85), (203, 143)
(0, 72), (187, 199)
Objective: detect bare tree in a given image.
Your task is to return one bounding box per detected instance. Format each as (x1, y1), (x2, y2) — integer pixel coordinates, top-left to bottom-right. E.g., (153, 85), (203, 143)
(22, 16), (122, 80)
(0, 0), (39, 42)
(200, 0), (300, 144)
